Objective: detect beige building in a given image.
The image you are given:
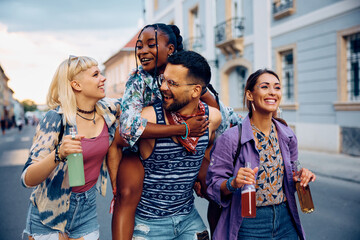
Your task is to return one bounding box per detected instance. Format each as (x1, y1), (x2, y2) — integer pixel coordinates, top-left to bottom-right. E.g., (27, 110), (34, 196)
(0, 64), (14, 125)
(103, 31), (140, 99)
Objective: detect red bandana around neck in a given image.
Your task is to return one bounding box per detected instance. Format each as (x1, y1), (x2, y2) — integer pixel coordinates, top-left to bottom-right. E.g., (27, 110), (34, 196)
(165, 101), (206, 153)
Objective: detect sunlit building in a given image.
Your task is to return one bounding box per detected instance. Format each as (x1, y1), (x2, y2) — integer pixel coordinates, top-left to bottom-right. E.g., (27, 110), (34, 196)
(103, 31), (140, 99)
(0, 64), (15, 128)
(145, 0), (360, 155)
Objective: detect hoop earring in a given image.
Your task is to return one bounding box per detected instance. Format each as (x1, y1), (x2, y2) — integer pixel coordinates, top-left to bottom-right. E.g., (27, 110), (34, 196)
(251, 102), (256, 112)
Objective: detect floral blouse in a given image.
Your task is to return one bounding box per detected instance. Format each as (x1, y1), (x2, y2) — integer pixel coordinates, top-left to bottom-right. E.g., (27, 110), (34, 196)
(120, 66), (242, 147)
(252, 123), (286, 206)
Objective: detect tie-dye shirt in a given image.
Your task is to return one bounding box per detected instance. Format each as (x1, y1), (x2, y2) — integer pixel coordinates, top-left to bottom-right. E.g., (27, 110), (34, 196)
(21, 98), (121, 232)
(120, 66), (242, 147)
(253, 123), (286, 206)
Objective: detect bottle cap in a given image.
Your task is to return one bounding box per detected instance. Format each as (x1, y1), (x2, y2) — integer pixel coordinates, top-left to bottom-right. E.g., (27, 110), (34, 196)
(70, 127), (76, 140)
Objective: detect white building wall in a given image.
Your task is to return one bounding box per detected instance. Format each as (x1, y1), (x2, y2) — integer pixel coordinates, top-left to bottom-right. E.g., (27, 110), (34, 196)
(253, 0), (272, 69)
(144, 0), (360, 155)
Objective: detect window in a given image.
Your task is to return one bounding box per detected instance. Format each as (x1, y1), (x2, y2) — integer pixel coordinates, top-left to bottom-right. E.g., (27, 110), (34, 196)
(335, 26), (360, 111)
(154, 0), (158, 10)
(346, 32), (360, 101)
(232, 0), (243, 19)
(275, 44), (298, 109)
(229, 66), (247, 110)
(185, 5), (203, 52)
(281, 50), (294, 103)
(272, 0), (296, 20)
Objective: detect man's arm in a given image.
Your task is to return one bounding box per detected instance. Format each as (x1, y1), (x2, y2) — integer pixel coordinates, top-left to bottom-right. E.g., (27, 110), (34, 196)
(140, 106), (157, 124)
(138, 106), (157, 160)
(208, 106), (222, 144)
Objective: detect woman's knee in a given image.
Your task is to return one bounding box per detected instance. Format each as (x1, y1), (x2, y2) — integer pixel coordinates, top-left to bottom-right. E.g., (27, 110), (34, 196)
(115, 152), (144, 202)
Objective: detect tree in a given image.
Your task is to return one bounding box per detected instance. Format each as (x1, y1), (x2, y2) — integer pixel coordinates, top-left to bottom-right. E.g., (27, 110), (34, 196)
(21, 99), (37, 112)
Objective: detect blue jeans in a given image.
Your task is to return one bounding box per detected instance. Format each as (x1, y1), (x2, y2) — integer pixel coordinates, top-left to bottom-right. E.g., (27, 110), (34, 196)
(133, 207), (209, 240)
(24, 186), (99, 239)
(238, 202), (299, 240)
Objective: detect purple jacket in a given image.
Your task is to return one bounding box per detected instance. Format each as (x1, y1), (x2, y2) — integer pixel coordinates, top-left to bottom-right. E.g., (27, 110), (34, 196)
(206, 115), (305, 240)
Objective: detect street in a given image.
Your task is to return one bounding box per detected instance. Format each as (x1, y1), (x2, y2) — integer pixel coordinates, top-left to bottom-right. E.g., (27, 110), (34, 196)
(0, 124), (359, 239)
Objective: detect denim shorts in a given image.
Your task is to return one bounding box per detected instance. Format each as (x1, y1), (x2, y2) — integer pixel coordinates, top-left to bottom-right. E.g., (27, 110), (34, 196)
(133, 207), (209, 240)
(238, 202), (299, 240)
(24, 185), (100, 240)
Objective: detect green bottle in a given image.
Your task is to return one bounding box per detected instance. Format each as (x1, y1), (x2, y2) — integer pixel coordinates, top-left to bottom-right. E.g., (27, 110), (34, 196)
(67, 127), (85, 187)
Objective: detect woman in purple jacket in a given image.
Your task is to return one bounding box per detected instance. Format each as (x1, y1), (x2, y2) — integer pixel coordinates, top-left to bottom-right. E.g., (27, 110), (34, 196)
(206, 69), (316, 240)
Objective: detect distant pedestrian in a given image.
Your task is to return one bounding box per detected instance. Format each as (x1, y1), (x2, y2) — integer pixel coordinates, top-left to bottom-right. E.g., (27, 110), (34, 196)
(1, 117), (5, 135)
(207, 69), (316, 240)
(17, 118), (24, 131)
(21, 55), (121, 240)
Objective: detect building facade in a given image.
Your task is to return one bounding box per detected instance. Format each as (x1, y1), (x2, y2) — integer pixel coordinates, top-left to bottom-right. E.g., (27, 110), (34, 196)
(103, 31), (139, 99)
(0, 64), (15, 130)
(145, 0), (360, 155)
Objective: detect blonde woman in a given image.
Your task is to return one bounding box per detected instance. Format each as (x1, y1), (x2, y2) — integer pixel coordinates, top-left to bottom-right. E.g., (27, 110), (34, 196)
(22, 56), (121, 240)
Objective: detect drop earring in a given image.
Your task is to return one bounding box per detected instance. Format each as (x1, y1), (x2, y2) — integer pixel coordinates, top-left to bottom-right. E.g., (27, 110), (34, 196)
(168, 52), (173, 57)
(251, 102), (256, 112)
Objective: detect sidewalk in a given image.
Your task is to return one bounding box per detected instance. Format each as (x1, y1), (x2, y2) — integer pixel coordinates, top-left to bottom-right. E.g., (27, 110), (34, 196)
(299, 149), (360, 184)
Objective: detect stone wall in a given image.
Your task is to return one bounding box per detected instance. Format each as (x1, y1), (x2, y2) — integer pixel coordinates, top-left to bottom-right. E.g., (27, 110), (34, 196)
(341, 127), (360, 156)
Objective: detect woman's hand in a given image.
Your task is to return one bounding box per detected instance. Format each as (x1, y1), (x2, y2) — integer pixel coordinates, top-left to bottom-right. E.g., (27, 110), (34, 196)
(186, 116), (209, 137)
(58, 134), (84, 159)
(293, 168), (316, 187)
(232, 166), (259, 189)
(24, 134), (84, 187)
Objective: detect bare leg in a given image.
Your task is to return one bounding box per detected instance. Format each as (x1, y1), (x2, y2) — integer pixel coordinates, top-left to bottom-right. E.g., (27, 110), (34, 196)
(112, 151), (144, 240)
(29, 233), (69, 240)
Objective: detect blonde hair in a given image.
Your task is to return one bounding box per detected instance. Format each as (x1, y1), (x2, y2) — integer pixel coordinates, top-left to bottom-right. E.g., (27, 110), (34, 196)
(46, 56), (98, 126)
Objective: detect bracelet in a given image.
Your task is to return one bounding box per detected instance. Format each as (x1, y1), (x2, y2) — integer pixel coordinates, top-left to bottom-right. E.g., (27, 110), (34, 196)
(181, 122), (189, 139)
(226, 176), (237, 193)
(54, 144), (66, 163)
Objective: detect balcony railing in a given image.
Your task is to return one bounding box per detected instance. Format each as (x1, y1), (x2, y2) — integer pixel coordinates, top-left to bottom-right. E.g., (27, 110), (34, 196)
(183, 37), (203, 52)
(214, 17), (244, 45)
(272, 0), (295, 19)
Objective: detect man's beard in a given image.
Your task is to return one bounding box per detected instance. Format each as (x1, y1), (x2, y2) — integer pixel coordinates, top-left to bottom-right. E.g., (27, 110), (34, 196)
(163, 98), (190, 112)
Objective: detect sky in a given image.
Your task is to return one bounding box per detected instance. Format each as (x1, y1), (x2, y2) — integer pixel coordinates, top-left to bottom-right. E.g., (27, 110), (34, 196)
(0, 0), (143, 104)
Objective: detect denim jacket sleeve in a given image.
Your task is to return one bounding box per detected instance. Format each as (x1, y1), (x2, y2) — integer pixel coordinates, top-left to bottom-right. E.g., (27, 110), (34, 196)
(21, 110), (63, 187)
(20, 110), (72, 231)
(206, 127), (238, 208)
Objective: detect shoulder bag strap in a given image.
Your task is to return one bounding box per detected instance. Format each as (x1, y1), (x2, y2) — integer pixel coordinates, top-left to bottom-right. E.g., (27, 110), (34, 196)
(58, 117), (64, 143)
(233, 123), (242, 167)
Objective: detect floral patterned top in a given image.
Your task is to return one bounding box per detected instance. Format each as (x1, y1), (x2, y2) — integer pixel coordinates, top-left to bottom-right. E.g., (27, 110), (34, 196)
(120, 66), (162, 147)
(253, 122), (286, 206)
(120, 66), (242, 147)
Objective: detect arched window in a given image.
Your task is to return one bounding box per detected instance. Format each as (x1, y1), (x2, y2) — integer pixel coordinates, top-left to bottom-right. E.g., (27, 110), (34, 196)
(229, 66), (247, 110)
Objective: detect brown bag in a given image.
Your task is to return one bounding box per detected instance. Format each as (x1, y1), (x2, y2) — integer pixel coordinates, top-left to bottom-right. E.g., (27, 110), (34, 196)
(207, 123), (242, 237)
